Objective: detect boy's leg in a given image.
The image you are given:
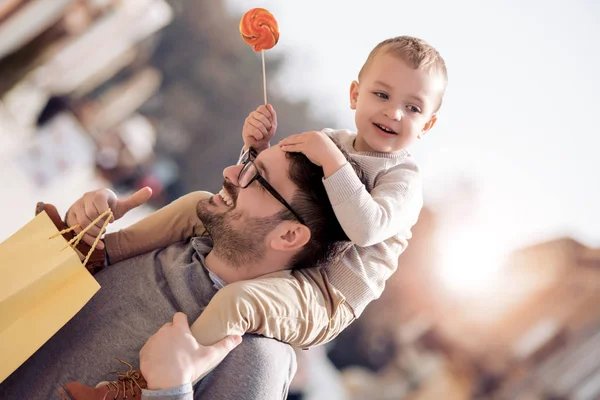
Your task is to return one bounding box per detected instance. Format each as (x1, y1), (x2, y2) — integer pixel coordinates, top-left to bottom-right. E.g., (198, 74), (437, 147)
(190, 267), (355, 349)
(103, 191), (211, 264)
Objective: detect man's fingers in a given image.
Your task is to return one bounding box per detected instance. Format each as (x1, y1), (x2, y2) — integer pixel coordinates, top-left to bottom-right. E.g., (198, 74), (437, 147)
(75, 227), (102, 248)
(81, 193), (110, 234)
(172, 312), (189, 328)
(93, 236), (105, 250)
(115, 187), (152, 219)
(81, 232), (101, 248)
(82, 201), (106, 233)
(68, 207), (83, 228)
(71, 210), (100, 238)
(199, 335), (242, 367)
(79, 216), (103, 239)
(211, 335), (243, 355)
(71, 217), (101, 248)
(91, 195), (112, 226)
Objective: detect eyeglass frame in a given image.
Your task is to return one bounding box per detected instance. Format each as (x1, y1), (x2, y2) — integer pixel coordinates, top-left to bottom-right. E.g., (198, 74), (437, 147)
(237, 147), (306, 225)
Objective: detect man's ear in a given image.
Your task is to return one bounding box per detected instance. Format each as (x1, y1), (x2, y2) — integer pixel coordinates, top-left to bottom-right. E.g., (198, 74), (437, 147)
(270, 221), (311, 252)
(418, 114), (438, 139)
(349, 80), (360, 110)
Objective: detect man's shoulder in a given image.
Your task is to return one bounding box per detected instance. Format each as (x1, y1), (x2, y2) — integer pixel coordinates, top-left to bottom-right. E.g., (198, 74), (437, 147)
(215, 334), (295, 381)
(195, 334), (296, 399)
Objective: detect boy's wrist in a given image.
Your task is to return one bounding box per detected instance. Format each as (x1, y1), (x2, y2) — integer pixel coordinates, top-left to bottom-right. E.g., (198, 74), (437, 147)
(257, 142), (270, 152)
(322, 156), (347, 179)
(243, 142), (269, 153)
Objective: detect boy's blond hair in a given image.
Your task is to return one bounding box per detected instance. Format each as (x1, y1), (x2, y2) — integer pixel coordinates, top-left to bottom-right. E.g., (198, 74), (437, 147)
(359, 36), (448, 111)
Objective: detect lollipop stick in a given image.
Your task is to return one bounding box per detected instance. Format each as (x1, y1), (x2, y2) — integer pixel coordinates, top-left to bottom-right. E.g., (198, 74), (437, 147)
(261, 49), (267, 104)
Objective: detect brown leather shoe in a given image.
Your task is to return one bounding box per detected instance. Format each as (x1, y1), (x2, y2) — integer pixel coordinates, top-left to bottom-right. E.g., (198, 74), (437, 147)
(36, 202), (106, 275)
(57, 359), (147, 400)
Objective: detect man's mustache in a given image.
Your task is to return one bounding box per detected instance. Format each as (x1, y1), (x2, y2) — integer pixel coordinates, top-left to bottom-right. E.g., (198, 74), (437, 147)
(222, 180), (239, 206)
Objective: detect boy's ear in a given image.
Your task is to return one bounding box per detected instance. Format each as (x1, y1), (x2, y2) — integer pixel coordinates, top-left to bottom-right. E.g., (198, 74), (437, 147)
(418, 114), (438, 139)
(349, 80), (360, 110)
(270, 221), (311, 252)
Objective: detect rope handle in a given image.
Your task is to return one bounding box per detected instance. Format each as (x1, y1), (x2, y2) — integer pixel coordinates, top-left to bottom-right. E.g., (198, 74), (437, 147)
(49, 209), (113, 268)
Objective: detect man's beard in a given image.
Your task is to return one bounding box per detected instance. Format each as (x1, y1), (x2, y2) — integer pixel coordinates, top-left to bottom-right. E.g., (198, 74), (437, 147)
(196, 196), (282, 267)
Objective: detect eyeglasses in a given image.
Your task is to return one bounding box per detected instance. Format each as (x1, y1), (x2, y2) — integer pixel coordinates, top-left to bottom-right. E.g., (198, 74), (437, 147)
(237, 148), (305, 225)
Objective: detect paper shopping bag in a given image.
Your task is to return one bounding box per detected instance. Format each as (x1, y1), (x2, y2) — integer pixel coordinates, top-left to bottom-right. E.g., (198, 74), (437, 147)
(0, 209), (110, 383)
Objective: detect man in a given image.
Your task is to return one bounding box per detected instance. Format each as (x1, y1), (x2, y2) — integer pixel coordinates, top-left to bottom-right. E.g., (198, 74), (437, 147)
(0, 144), (357, 399)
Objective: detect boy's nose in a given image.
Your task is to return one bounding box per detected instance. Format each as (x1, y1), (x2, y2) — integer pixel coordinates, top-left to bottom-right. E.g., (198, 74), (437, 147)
(386, 107), (403, 121)
(223, 164), (243, 186)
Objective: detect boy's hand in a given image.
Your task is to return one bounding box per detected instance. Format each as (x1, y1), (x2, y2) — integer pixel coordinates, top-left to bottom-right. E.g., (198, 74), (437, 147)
(242, 104), (277, 152)
(279, 131), (347, 178)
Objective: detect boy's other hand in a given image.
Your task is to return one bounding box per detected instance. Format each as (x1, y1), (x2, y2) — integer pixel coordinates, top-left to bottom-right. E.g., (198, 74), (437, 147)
(242, 104), (277, 152)
(279, 131), (347, 178)
(65, 187), (153, 249)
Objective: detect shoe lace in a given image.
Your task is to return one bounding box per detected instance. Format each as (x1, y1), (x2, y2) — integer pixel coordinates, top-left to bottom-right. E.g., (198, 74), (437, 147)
(101, 358), (143, 400)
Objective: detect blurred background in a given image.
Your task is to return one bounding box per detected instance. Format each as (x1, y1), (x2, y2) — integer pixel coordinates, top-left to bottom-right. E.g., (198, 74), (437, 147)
(0, 0), (599, 399)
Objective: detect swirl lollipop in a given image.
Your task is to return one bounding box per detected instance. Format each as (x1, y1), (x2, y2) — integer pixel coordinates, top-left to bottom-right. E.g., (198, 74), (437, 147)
(239, 8), (280, 104)
(240, 8), (279, 51)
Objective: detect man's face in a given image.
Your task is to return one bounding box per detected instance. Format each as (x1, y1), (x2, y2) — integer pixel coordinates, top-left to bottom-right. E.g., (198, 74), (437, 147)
(196, 145), (299, 266)
(350, 53), (445, 153)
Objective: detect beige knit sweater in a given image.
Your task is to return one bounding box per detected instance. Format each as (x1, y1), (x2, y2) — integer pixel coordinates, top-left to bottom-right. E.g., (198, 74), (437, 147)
(320, 129), (423, 315)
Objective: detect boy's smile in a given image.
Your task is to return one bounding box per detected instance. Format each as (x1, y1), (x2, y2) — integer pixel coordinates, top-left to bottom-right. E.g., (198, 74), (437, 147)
(350, 53), (445, 153)
(373, 122), (398, 136)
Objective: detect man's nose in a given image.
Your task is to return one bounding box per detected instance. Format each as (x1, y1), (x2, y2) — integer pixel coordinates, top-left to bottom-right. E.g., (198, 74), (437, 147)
(223, 164), (243, 186)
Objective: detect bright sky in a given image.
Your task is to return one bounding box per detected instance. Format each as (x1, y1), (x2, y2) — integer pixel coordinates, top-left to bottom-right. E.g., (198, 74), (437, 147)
(226, 0), (600, 254)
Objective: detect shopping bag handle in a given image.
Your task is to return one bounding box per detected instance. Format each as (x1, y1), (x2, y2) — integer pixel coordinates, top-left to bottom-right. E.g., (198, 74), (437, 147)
(49, 209), (113, 268)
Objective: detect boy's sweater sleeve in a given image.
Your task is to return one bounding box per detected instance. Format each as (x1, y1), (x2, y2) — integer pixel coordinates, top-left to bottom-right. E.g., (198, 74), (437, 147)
(104, 191), (212, 264)
(324, 164), (423, 316)
(323, 162), (422, 247)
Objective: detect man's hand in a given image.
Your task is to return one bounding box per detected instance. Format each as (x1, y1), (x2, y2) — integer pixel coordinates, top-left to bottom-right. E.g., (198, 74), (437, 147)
(279, 131), (347, 178)
(242, 104), (278, 152)
(65, 187), (153, 249)
(140, 313), (242, 391)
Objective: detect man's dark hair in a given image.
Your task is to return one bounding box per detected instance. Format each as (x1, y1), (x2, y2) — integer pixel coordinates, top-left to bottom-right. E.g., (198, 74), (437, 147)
(280, 139), (367, 270)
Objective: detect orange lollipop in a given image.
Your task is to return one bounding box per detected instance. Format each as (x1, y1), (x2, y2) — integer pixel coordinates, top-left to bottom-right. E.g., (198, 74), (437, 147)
(239, 8), (279, 104)
(239, 8), (280, 52)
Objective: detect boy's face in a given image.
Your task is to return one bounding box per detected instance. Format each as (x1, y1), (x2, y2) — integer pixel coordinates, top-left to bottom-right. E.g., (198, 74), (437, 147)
(350, 53), (445, 153)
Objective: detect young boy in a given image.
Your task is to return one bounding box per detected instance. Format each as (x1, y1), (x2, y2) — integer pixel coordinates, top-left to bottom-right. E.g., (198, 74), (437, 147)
(64, 35), (447, 395)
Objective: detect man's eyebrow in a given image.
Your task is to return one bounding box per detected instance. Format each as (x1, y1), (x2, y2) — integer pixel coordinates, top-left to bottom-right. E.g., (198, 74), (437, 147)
(255, 159), (270, 181)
